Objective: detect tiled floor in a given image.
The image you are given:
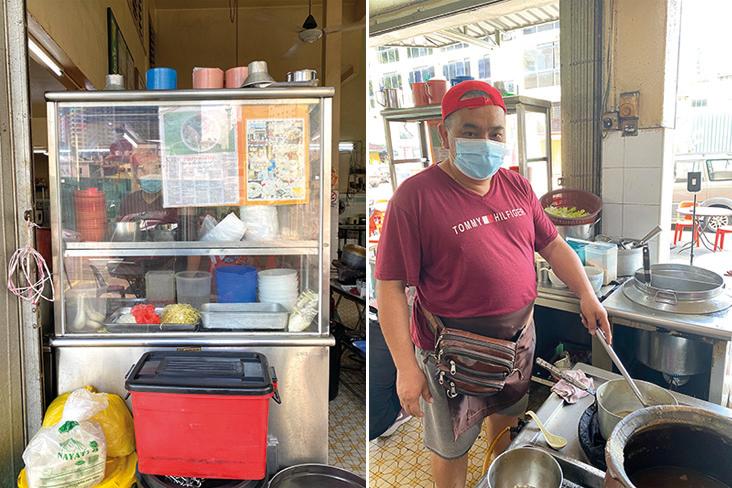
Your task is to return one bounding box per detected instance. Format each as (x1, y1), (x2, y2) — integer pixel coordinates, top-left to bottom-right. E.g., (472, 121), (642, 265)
(369, 385), (551, 487)
(328, 299), (367, 478)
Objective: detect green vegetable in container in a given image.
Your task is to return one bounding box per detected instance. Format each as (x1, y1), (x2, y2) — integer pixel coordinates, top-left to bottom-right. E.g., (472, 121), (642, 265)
(161, 304), (201, 325)
(544, 204), (589, 219)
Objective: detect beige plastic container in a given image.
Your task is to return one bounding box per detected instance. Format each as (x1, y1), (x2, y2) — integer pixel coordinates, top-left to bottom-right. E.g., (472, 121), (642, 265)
(585, 242), (618, 285)
(145, 271), (176, 303)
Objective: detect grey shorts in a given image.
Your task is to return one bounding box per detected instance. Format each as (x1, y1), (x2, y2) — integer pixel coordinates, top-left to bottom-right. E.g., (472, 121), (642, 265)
(415, 348), (529, 459)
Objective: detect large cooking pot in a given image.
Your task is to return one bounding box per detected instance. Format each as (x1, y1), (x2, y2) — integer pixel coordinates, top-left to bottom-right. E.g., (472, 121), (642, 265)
(635, 329), (711, 378)
(487, 447), (563, 488)
(268, 464), (365, 487)
(595, 379), (677, 440)
(605, 405), (732, 488)
(556, 220), (598, 240)
(623, 263), (732, 314)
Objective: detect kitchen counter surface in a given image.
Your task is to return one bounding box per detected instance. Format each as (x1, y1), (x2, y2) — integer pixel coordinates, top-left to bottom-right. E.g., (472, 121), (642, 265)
(536, 282), (618, 314)
(603, 282), (732, 341)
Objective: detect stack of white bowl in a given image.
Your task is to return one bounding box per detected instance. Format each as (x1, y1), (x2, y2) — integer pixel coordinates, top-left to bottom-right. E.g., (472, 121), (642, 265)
(258, 269), (298, 311)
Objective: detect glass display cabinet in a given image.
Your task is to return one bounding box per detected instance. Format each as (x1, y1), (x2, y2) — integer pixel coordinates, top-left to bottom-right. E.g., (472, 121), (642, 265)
(380, 96), (554, 196)
(46, 88), (335, 466)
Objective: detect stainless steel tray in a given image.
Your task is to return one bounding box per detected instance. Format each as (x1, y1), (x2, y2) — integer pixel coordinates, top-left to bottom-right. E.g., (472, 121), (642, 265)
(105, 307), (198, 333)
(200, 303), (289, 330)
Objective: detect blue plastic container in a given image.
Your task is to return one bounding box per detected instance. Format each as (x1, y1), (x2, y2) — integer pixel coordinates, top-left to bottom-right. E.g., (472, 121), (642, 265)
(216, 265), (257, 303)
(566, 238), (588, 265)
(146, 67), (177, 90)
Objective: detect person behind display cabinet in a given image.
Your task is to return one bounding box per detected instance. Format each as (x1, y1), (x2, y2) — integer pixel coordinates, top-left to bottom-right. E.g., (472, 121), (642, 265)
(118, 145), (178, 224)
(374, 80), (612, 488)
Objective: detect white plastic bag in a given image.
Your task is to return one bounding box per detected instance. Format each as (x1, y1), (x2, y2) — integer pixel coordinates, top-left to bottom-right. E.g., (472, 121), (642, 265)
(201, 212), (247, 242)
(240, 206), (279, 240)
(288, 289), (319, 332)
(23, 389), (109, 488)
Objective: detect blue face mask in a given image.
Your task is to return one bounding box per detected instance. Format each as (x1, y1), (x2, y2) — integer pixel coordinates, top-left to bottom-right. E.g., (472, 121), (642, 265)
(452, 138), (508, 181)
(139, 174), (162, 194)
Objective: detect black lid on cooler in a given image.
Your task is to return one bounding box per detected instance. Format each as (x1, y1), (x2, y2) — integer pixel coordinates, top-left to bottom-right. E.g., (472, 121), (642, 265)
(126, 351), (274, 396)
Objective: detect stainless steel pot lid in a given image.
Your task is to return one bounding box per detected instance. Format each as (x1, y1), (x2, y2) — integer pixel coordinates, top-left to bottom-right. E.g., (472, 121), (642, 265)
(623, 264), (732, 314)
(268, 464), (365, 488)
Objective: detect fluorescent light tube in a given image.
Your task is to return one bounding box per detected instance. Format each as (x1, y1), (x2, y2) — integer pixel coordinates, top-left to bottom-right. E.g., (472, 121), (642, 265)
(28, 38), (62, 77)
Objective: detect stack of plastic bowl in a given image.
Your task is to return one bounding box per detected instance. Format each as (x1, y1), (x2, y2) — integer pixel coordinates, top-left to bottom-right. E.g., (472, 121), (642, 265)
(258, 269), (298, 312)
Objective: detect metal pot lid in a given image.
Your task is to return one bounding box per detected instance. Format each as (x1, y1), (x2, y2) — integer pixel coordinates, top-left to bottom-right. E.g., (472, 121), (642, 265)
(623, 264), (732, 314)
(268, 464), (365, 488)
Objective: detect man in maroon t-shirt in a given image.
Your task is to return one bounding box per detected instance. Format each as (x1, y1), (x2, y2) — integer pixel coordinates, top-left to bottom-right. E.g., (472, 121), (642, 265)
(375, 80), (611, 488)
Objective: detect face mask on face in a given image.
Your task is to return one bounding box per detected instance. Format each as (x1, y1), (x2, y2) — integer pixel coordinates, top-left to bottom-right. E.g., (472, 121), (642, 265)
(139, 174), (162, 194)
(452, 138), (508, 181)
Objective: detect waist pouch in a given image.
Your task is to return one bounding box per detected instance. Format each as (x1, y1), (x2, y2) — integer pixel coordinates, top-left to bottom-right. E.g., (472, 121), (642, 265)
(422, 306), (523, 399)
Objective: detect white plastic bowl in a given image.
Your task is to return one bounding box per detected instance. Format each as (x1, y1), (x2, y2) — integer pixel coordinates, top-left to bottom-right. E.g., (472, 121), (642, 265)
(584, 266), (604, 293)
(547, 269), (567, 288)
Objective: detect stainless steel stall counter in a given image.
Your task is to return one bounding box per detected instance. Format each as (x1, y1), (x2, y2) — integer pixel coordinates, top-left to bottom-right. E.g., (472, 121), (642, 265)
(603, 284), (732, 405)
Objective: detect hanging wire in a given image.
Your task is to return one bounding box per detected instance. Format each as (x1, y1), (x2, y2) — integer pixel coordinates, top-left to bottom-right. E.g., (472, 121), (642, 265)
(7, 220), (55, 306)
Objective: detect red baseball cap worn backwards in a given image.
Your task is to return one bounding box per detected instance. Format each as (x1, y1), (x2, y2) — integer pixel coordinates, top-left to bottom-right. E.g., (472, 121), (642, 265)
(441, 80), (506, 121)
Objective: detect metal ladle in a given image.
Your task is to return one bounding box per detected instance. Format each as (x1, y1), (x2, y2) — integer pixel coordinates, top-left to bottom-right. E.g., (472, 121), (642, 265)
(525, 410), (568, 450)
(596, 329), (651, 407)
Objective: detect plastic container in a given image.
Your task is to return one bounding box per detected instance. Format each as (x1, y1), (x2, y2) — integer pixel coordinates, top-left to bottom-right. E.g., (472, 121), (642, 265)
(145, 271), (175, 303)
(215, 265), (257, 303)
(566, 238), (589, 265)
(146, 67), (177, 90)
(74, 188), (107, 241)
(125, 351), (279, 480)
(175, 271), (211, 309)
(585, 241), (618, 285)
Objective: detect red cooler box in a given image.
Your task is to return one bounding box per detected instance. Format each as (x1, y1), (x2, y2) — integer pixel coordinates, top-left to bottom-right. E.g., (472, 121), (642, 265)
(125, 351), (280, 480)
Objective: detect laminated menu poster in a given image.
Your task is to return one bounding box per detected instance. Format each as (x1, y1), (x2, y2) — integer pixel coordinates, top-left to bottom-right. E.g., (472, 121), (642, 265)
(159, 106), (240, 208)
(240, 105), (310, 205)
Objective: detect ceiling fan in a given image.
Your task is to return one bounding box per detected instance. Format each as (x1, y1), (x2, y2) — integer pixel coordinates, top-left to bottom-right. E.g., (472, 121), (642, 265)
(283, 0), (365, 57)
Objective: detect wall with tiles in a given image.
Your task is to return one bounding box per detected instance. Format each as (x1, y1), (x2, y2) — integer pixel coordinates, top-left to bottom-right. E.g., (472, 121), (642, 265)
(601, 128), (674, 263)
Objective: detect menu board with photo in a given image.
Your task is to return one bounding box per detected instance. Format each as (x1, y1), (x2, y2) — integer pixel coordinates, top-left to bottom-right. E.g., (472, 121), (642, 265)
(159, 106), (240, 208)
(240, 105), (310, 206)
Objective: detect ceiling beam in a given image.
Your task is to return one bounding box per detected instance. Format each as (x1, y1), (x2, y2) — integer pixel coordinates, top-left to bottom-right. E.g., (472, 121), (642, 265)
(439, 28), (495, 50)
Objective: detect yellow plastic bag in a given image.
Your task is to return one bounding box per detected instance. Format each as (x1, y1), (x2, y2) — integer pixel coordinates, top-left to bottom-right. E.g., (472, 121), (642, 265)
(18, 452), (138, 488)
(42, 386), (135, 458)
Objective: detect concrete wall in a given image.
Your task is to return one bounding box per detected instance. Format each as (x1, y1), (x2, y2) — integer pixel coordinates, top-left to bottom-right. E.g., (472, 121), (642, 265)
(27, 0), (153, 90)
(155, 2), (365, 144)
(601, 0), (681, 262)
(606, 0), (679, 129)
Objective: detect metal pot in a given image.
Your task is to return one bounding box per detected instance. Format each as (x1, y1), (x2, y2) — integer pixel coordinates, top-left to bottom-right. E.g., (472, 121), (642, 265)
(635, 329), (711, 378)
(268, 464), (365, 487)
(595, 379), (677, 440)
(487, 447), (563, 488)
(341, 244), (366, 269)
(605, 405), (732, 488)
(287, 69), (317, 83)
(556, 220), (598, 240)
(616, 248), (643, 277)
(623, 263), (732, 314)
(111, 222), (141, 242)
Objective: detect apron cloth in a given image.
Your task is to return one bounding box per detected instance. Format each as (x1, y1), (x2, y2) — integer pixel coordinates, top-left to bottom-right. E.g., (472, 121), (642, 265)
(436, 302), (536, 440)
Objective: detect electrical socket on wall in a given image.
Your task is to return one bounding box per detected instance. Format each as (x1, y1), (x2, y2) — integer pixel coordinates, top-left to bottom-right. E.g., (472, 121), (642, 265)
(619, 91), (640, 137)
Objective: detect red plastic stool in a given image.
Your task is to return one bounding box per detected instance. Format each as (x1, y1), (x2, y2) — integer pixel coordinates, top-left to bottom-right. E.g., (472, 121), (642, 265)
(673, 221), (701, 247)
(714, 225), (732, 251)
